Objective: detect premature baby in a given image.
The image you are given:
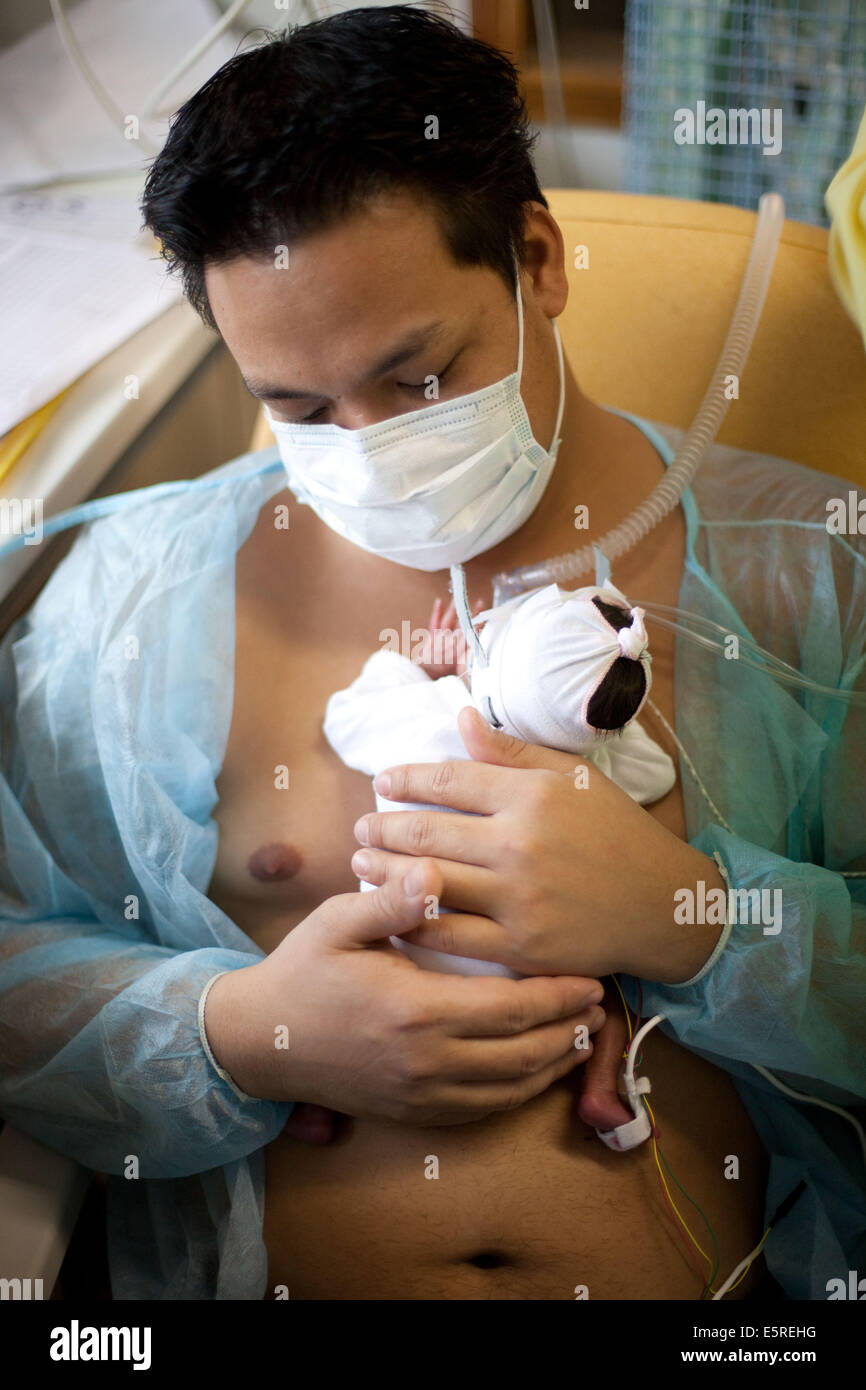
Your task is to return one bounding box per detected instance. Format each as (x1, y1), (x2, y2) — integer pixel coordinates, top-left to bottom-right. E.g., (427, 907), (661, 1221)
(324, 578), (675, 974)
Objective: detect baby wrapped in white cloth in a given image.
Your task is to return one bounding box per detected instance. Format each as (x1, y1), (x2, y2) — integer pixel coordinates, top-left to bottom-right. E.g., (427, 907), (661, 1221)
(323, 579), (675, 979)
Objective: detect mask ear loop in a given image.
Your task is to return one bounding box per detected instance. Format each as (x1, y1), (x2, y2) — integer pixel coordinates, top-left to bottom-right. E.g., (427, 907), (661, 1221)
(515, 257), (526, 388)
(514, 251), (567, 461)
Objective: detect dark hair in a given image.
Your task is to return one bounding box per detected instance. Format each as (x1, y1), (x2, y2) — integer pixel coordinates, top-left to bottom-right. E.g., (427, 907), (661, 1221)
(140, 5), (547, 330)
(585, 598), (648, 733)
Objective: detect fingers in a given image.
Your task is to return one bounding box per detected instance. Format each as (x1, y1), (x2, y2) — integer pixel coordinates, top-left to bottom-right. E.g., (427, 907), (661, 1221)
(400, 908), (518, 967)
(355, 803), (494, 867)
(428, 972), (605, 1038)
(437, 1006), (605, 1083)
(436, 1039), (597, 1119)
(349, 849), (547, 975)
(351, 846), (501, 917)
(321, 859), (443, 948)
(372, 756), (538, 815)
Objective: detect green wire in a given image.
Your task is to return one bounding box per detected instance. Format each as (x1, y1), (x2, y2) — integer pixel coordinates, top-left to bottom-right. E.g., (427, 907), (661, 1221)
(654, 1132), (722, 1297)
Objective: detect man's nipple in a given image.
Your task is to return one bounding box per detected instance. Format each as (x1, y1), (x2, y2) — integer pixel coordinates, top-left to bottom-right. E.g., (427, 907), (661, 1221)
(247, 842), (304, 883)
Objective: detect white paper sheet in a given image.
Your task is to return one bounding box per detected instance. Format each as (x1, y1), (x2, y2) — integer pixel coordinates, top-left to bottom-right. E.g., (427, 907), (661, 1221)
(0, 185), (183, 436)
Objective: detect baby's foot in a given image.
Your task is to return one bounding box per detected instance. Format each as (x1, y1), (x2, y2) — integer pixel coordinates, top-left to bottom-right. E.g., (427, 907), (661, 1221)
(576, 996), (636, 1134)
(283, 1103), (338, 1145)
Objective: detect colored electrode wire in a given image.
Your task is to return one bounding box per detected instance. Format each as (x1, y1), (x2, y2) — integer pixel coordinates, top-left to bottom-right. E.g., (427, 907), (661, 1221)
(612, 978), (851, 1299)
(609, 978), (723, 1297)
(644, 1096), (720, 1296)
(711, 1184), (807, 1300)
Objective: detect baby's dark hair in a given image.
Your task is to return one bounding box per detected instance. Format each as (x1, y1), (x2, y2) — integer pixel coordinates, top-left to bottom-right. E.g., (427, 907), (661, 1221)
(585, 598), (648, 733)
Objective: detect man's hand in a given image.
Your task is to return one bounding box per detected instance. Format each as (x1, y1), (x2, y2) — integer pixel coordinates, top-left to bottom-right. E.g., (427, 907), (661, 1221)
(285, 986), (635, 1144)
(204, 860), (607, 1124)
(350, 706), (724, 984)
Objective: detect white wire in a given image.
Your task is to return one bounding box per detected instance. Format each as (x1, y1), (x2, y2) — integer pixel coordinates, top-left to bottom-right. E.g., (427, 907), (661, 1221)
(644, 697), (738, 834)
(712, 1239), (766, 1300)
(51, 0), (269, 156)
(50, 0), (160, 156)
(139, 0), (255, 122)
(624, 1013), (664, 1088)
(751, 1063), (866, 1169)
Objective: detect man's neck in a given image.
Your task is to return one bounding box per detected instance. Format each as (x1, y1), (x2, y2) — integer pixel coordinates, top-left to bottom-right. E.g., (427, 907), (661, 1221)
(462, 370), (668, 600)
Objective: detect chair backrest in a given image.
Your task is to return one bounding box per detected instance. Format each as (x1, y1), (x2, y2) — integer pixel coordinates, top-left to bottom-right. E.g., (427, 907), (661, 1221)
(248, 189), (866, 487)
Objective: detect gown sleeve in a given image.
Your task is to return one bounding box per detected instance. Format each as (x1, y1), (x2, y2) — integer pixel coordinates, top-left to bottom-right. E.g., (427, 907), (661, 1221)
(635, 826), (866, 1101)
(0, 919), (289, 1177)
(0, 476), (292, 1178)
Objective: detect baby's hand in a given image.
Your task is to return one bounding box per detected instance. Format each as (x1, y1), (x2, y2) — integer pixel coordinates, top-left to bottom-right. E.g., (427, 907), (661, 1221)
(418, 596), (484, 679)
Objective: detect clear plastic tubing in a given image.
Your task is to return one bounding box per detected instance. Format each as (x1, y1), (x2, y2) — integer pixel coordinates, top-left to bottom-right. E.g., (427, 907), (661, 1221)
(493, 191), (787, 604)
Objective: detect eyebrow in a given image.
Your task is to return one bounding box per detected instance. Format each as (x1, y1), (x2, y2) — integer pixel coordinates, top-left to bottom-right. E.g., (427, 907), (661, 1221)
(242, 319), (448, 402)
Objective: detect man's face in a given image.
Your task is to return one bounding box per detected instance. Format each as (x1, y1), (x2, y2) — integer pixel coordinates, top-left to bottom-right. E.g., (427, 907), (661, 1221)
(204, 189), (556, 438)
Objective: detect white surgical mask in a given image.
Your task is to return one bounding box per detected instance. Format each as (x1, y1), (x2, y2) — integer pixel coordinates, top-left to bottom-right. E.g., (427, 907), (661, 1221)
(265, 257), (566, 570)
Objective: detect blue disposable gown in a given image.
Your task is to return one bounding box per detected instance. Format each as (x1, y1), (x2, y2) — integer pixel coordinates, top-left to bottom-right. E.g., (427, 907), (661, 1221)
(0, 410), (863, 1300)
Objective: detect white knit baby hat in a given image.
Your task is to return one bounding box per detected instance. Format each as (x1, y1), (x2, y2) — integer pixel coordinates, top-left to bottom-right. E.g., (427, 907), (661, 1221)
(469, 581), (652, 753)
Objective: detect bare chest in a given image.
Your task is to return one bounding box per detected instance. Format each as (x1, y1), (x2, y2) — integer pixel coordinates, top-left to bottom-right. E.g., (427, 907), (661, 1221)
(205, 489), (689, 954)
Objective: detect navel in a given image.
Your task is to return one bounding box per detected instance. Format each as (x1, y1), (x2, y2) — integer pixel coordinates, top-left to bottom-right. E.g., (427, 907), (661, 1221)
(247, 842), (304, 882)
(465, 1251), (512, 1270)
